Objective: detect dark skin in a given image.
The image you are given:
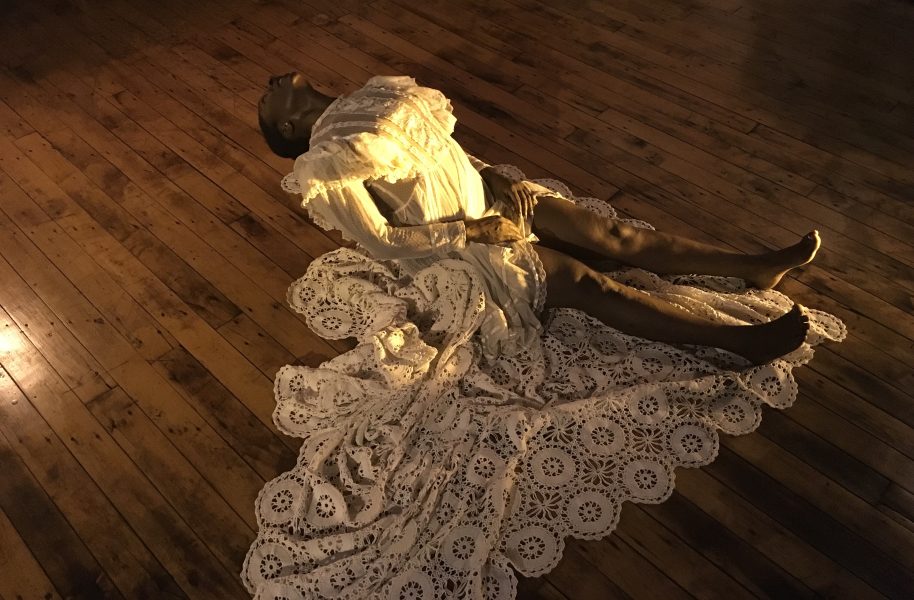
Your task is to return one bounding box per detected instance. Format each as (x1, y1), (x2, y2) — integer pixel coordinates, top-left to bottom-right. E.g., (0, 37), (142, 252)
(260, 74), (821, 364)
(258, 72), (337, 155)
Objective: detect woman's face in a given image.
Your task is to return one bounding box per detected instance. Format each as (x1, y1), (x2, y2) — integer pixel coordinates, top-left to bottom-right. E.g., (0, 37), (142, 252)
(258, 72), (324, 144)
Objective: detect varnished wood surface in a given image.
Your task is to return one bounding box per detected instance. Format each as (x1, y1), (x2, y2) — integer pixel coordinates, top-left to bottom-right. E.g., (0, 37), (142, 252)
(0, 0), (912, 598)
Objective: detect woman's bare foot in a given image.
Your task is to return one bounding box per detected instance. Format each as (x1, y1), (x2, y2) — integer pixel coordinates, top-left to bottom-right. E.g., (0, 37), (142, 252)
(747, 231), (821, 290)
(728, 305), (810, 365)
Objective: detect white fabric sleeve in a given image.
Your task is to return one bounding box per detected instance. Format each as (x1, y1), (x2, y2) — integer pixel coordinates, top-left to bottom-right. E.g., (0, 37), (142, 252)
(306, 181), (467, 260)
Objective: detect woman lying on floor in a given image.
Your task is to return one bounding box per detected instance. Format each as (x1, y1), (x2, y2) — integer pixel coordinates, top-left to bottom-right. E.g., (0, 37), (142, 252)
(257, 72), (820, 365)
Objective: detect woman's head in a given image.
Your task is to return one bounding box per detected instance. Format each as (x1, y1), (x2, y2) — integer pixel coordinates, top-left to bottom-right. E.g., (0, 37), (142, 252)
(258, 72), (334, 158)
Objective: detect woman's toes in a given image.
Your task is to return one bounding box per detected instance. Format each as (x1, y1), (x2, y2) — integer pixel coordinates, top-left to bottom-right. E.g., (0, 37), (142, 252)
(801, 231), (822, 262)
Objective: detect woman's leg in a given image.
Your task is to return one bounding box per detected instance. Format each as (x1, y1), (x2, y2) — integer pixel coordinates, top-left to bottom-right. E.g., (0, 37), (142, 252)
(534, 244), (809, 364)
(531, 195), (820, 289)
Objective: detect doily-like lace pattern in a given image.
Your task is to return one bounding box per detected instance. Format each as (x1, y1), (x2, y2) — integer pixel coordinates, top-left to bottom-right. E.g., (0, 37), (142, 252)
(242, 167), (846, 599)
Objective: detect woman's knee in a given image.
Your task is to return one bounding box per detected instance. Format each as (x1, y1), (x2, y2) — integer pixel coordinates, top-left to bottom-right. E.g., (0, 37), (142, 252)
(572, 267), (625, 298)
(534, 196), (638, 251)
(543, 255), (622, 308)
(605, 219), (640, 250)
(557, 275), (616, 309)
(532, 195), (579, 238)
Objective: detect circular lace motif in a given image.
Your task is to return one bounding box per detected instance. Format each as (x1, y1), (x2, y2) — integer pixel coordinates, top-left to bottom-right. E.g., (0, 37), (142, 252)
(482, 571), (512, 600)
(289, 279), (320, 309)
(547, 312), (590, 346)
(567, 490), (618, 536)
(466, 448), (506, 486)
(307, 482), (347, 527)
(311, 308), (354, 338)
(580, 416), (625, 456)
(280, 172), (301, 195)
(589, 330), (629, 360)
(247, 541), (295, 582)
(504, 525), (559, 574)
(572, 196), (618, 219)
(668, 423), (717, 465)
(259, 479), (300, 526)
(529, 177), (573, 199)
(442, 525), (488, 571)
(626, 389), (671, 425)
(632, 348), (676, 380)
(429, 490), (461, 532)
(621, 457), (672, 502)
(746, 365), (796, 408)
(711, 394), (761, 435)
(388, 569), (434, 600)
(529, 447), (576, 486)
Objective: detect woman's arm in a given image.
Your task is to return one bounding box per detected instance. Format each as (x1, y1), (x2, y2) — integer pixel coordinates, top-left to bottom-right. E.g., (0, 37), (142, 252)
(306, 180), (469, 260)
(466, 152), (544, 223)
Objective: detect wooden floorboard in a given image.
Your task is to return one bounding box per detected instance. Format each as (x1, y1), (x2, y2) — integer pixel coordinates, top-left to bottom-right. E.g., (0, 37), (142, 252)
(1, 0), (912, 598)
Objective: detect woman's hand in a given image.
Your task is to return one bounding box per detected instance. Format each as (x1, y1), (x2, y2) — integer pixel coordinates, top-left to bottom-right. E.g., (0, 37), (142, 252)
(464, 216), (524, 245)
(482, 168), (539, 222)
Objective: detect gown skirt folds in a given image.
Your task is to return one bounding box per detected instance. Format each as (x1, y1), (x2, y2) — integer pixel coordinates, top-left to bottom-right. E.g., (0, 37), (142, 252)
(248, 75), (846, 599)
(246, 168), (846, 600)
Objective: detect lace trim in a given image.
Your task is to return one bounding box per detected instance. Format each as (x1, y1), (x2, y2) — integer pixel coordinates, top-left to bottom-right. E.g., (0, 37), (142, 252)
(292, 131), (424, 206)
(312, 87), (455, 145)
(283, 75), (456, 203)
(287, 77), (457, 206)
(301, 200), (398, 260)
(301, 203), (336, 234)
(363, 75), (457, 138)
(529, 244), (548, 314)
(309, 120), (437, 181)
(289, 123), (455, 206)
(310, 94), (345, 137)
(247, 164), (848, 600)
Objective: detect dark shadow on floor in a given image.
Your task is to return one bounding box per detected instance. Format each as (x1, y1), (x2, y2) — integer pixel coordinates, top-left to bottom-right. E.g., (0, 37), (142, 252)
(741, 0), (914, 179)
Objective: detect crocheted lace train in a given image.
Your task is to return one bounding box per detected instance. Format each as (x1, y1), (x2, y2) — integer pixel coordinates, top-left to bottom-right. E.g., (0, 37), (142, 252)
(242, 171), (846, 599)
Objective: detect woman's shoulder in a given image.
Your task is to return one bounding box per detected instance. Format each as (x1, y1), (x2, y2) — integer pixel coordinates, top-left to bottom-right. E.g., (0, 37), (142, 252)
(291, 132), (420, 204)
(363, 75), (456, 133)
(364, 74), (420, 90)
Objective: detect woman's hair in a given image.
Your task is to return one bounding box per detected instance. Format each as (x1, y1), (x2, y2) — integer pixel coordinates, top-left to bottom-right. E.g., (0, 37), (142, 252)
(258, 112), (310, 159)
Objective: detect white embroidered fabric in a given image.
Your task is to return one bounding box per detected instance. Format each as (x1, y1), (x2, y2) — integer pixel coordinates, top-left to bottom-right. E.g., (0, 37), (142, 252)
(292, 76), (461, 208)
(242, 170), (847, 599)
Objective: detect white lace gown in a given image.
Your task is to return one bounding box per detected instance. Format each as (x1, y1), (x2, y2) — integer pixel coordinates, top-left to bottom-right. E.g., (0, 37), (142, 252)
(281, 75), (551, 362)
(245, 77), (847, 599)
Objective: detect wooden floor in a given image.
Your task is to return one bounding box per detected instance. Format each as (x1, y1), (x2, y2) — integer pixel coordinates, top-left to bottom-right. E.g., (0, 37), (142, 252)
(0, 0), (912, 598)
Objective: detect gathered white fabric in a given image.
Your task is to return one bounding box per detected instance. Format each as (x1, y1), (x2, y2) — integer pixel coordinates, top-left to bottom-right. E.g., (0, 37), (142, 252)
(281, 75), (552, 362)
(242, 171), (847, 599)
(295, 75), (458, 205)
(286, 78), (471, 260)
